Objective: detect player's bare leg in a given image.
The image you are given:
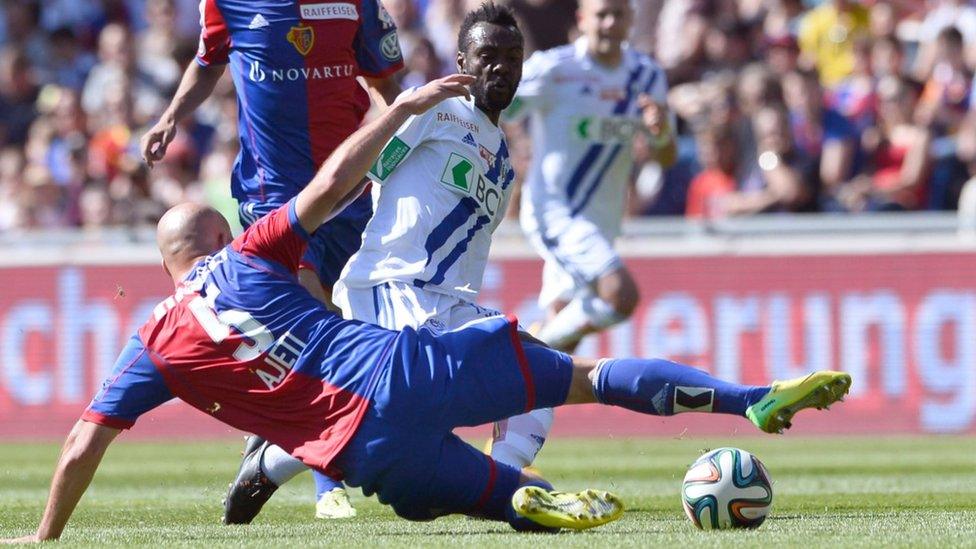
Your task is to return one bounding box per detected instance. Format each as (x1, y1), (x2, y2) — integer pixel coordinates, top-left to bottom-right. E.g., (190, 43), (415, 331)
(535, 266), (639, 352)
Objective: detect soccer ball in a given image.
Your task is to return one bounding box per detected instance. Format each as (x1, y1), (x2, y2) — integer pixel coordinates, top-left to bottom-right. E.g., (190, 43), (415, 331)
(681, 447), (773, 530)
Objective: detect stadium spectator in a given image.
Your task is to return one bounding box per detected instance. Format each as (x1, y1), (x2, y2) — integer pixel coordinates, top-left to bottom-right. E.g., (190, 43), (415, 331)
(0, 45), (39, 148)
(82, 23), (163, 126)
(685, 122), (738, 219)
(723, 105), (815, 216)
(0, 2), (48, 61)
(42, 27), (95, 90)
(798, 0), (871, 87)
(914, 0), (976, 78)
(833, 76), (932, 212)
(763, 33), (801, 77)
(5, 0), (976, 231)
(915, 26), (972, 132)
(827, 37), (877, 136)
(782, 68), (857, 200)
(504, 0), (578, 54)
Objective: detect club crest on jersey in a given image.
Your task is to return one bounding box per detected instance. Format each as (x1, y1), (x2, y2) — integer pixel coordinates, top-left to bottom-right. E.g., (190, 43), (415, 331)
(478, 144), (496, 167)
(287, 23), (315, 56)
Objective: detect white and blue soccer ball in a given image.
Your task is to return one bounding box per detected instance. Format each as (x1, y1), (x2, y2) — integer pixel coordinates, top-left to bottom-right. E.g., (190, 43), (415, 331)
(681, 447), (773, 530)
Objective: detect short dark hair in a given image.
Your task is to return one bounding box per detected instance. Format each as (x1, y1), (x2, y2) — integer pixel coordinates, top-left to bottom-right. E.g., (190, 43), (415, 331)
(938, 26), (964, 49)
(457, 2), (521, 53)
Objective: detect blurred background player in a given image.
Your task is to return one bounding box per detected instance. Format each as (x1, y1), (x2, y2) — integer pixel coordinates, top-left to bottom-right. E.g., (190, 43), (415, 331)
(0, 71), (852, 541)
(233, 5), (555, 505)
(506, 0), (676, 352)
(139, 0), (405, 519)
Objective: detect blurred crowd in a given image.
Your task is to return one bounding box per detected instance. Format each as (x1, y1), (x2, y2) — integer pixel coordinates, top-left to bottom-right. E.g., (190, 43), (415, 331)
(3, 0), (976, 232)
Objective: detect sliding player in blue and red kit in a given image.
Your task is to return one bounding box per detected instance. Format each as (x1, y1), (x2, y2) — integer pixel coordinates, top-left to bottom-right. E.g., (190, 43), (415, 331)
(5, 72), (851, 543)
(140, 0), (403, 517)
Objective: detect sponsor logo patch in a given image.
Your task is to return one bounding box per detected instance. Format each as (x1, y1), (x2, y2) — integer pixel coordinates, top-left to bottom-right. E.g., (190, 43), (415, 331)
(247, 60), (355, 82)
(650, 387), (667, 415)
(369, 136), (411, 180)
(286, 23), (315, 55)
(439, 153), (474, 192)
(248, 13), (269, 30)
(300, 2), (358, 20)
(573, 115), (642, 142)
(436, 112), (479, 133)
(462, 132), (477, 147)
(380, 31), (401, 61)
(673, 386), (715, 413)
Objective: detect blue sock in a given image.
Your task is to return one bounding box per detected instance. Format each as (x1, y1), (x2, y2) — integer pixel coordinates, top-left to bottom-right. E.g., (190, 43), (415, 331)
(593, 358), (770, 417)
(313, 471), (344, 499)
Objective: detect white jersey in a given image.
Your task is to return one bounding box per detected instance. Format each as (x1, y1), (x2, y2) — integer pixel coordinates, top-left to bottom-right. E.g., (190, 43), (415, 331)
(511, 38), (669, 239)
(334, 92), (515, 308)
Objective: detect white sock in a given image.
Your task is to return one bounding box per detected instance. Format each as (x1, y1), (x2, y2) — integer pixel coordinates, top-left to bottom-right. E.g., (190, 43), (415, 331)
(490, 408), (554, 469)
(536, 293), (625, 350)
(261, 443), (308, 486)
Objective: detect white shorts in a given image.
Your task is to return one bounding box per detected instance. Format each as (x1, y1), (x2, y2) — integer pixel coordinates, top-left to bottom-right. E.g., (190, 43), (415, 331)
(523, 213), (623, 308)
(338, 280), (506, 333)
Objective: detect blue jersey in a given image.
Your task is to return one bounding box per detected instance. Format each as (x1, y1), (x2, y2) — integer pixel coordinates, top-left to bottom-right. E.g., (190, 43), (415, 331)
(85, 201), (398, 475)
(197, 0), (403, 207)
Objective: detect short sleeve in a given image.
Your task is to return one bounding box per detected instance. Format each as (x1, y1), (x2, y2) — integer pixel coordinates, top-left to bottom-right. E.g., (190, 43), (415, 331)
(231, 199), (311, 273)
(503, 50), (553, 122)
(82, 335), (173, 430)
(195, 0), (231, 67)
(367, 90), (436, 182)
(354, 0), (404, 78)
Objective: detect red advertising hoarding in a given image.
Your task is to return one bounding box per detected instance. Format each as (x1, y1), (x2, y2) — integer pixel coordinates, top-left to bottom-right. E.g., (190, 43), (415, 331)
(1, 251), (974, 439)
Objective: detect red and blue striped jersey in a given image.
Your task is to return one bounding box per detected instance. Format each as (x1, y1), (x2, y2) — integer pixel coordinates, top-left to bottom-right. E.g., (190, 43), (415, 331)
(84, 201), (399, 476)
(197, 0), (403, 206)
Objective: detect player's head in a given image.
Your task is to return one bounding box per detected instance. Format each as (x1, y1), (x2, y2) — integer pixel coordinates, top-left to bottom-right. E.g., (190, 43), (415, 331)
(577, 0), (634, 62)
(456, 2), (523, 117)
(156, 203), (231, 283)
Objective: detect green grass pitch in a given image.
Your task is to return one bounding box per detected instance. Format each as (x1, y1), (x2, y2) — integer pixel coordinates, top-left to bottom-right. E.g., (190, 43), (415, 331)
(2, 435), (975, 547)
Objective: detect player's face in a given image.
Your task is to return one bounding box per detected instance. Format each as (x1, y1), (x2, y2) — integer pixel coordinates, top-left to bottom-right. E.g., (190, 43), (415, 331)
(578, 0), (633, 58)
(458, 23), (524, 115)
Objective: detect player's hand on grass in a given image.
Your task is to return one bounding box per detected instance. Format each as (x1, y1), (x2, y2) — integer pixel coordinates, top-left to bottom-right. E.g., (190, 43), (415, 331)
(0, 534), (39, 544)
(395, 74), (475, 115)
(141, 118), (178, 169)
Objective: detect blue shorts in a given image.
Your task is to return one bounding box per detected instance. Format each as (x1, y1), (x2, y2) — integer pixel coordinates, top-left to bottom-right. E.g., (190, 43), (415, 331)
(238, 193), (371, 289)
(333, 316), (574, 522)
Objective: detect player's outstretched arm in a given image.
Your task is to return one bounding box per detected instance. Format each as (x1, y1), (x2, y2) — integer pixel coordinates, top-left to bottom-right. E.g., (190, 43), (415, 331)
(141, 61), (226, 168)
(2, 421), (121, 543)
(294, 74), (474, 233)
(364, 75), (403, 108)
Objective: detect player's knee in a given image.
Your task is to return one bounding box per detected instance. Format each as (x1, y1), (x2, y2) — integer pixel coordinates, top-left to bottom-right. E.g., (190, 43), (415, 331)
(597, 268), (640, 319)
(390, 501), (439, 522)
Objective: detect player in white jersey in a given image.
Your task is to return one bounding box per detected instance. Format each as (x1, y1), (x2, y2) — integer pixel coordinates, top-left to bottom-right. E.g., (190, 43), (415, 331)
(333, 3), (552, 473)
(229, 4), (556, 522)
(507, 0), (676, 352)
